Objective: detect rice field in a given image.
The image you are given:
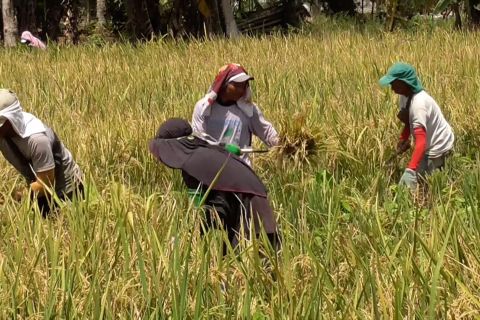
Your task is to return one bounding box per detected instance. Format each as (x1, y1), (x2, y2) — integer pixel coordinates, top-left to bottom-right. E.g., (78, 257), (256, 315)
(0, 19), (480, 318)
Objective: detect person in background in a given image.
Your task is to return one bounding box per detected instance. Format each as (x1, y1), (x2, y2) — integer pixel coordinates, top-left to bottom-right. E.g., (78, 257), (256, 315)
(379, 62), (454, 190)
(0, 89), (83, 216)
(192, 63), (279, 165)
(20, 31), (47, 50)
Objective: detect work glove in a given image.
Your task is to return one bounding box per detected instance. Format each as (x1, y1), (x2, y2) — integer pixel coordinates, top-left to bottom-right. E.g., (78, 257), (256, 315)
(399, 168), (417, 190)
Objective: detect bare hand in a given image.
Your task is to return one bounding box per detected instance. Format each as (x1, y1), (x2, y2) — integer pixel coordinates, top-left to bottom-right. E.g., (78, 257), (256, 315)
(396, 140), (410, 154)
(11, 188), (26, 202)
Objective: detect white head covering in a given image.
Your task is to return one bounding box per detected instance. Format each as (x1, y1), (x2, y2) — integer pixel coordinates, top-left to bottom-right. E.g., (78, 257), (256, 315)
(0, 89), (45, 138)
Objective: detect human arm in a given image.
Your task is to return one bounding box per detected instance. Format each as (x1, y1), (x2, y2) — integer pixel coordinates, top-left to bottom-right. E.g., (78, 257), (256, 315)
(250, 105), (279, 148)
(407, 127), (426, 171)
(30, 169), (55, 197)
(407, 98), (428, 170)
(396, 125), (411, 154)
(29, 134), (56, 197)
(192, 100), (208, 134)
(398, 97), (428, 190)
(399, 127), (426, 190)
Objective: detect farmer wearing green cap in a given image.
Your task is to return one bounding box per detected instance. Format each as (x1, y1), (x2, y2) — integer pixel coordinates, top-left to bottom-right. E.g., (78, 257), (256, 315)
(0, 89), (83, 216)
(379, 62), (454, 190)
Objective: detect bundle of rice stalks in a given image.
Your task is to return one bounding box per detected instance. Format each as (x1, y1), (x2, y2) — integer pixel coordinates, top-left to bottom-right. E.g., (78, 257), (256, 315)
(278, 130), (318, 159)
(275, 110), (321, 165)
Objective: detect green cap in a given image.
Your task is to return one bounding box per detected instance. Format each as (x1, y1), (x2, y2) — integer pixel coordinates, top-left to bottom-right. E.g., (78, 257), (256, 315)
(379, 62), (423, 93)
(225, 143), (241, 156)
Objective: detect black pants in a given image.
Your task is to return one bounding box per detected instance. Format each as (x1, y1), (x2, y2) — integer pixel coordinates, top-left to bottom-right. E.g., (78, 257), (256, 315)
(36, 184), (84, 217)
(202, 191), (278, 254)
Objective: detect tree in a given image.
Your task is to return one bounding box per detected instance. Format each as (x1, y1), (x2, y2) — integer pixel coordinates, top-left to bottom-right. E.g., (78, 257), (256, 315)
(2, 0), (18, 47)
(452, 1), (462, 29)
(435, 0), (480, 27)
(44, 0), (63, 41)
(324, 0), (357, 15)
(16, 0), (37, 33)
(125, 0), (154, 40)
(97, 0), (107, 29)
(169, 0), (214, 37)
(145, 0), (163, 34)
(466, 0), (480, 25)
(203, 0), (223, 35)
(220, 0), (239, 37)
(62, 0), (79, 44)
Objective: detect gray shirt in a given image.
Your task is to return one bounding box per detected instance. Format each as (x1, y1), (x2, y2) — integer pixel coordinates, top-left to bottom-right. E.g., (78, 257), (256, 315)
(0, 127), (82, 194)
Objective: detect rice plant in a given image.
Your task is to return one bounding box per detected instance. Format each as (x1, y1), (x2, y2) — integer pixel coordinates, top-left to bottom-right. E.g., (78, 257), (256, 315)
(0, 20), (479, 318)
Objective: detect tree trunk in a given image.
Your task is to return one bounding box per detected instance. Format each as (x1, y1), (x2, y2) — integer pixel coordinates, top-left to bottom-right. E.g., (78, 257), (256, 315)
(44, 0), (63, 41)
(205, 0), (223, 35)
(387, 0), (398, 32)
(62, 0), (79, 44)
(145, 0), (163, 34)
(453, 2), (462, 29)
(125, 0), (154, 40)
(96, 0), (107, 28)
(184, 0), (203, 36)
(468, 0), (480, 26)
(2, 0), (18, 47)
(16, 0), (37, 33)
(220, 0), (239, 37)
(326, 0), (356, 15)
(197, 0), (222, 36)
(171, 0), (183, 35)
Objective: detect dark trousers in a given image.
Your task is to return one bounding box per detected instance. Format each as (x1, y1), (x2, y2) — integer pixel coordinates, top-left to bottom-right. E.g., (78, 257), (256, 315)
(202, 191), (279, 254)
(36, 184), (84, 217)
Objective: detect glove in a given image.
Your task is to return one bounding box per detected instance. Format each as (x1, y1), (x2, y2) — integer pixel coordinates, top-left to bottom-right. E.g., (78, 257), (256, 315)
(399, 168), (417, 190)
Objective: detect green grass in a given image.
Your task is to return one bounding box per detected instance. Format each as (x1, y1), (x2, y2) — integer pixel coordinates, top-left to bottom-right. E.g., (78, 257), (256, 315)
(0, 20), (480, 318)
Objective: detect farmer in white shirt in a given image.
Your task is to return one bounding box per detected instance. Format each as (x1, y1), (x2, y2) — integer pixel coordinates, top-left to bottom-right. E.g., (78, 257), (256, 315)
(0, 89), (83, 216)
(192, 63), (279, 165)
(379, 62), (454, 190)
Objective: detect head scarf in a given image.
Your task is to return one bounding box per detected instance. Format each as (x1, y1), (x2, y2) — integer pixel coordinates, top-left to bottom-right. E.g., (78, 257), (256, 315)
(198, 63), (256, 118)
(20, 31), (47, 50)
(0, 89), (45, 138)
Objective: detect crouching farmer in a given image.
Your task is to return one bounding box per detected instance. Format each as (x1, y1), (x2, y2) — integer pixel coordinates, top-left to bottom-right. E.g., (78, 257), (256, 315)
(149, 118), (279, 253)
(0, 89), (83, 216)
(379, 63), (454, 190)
